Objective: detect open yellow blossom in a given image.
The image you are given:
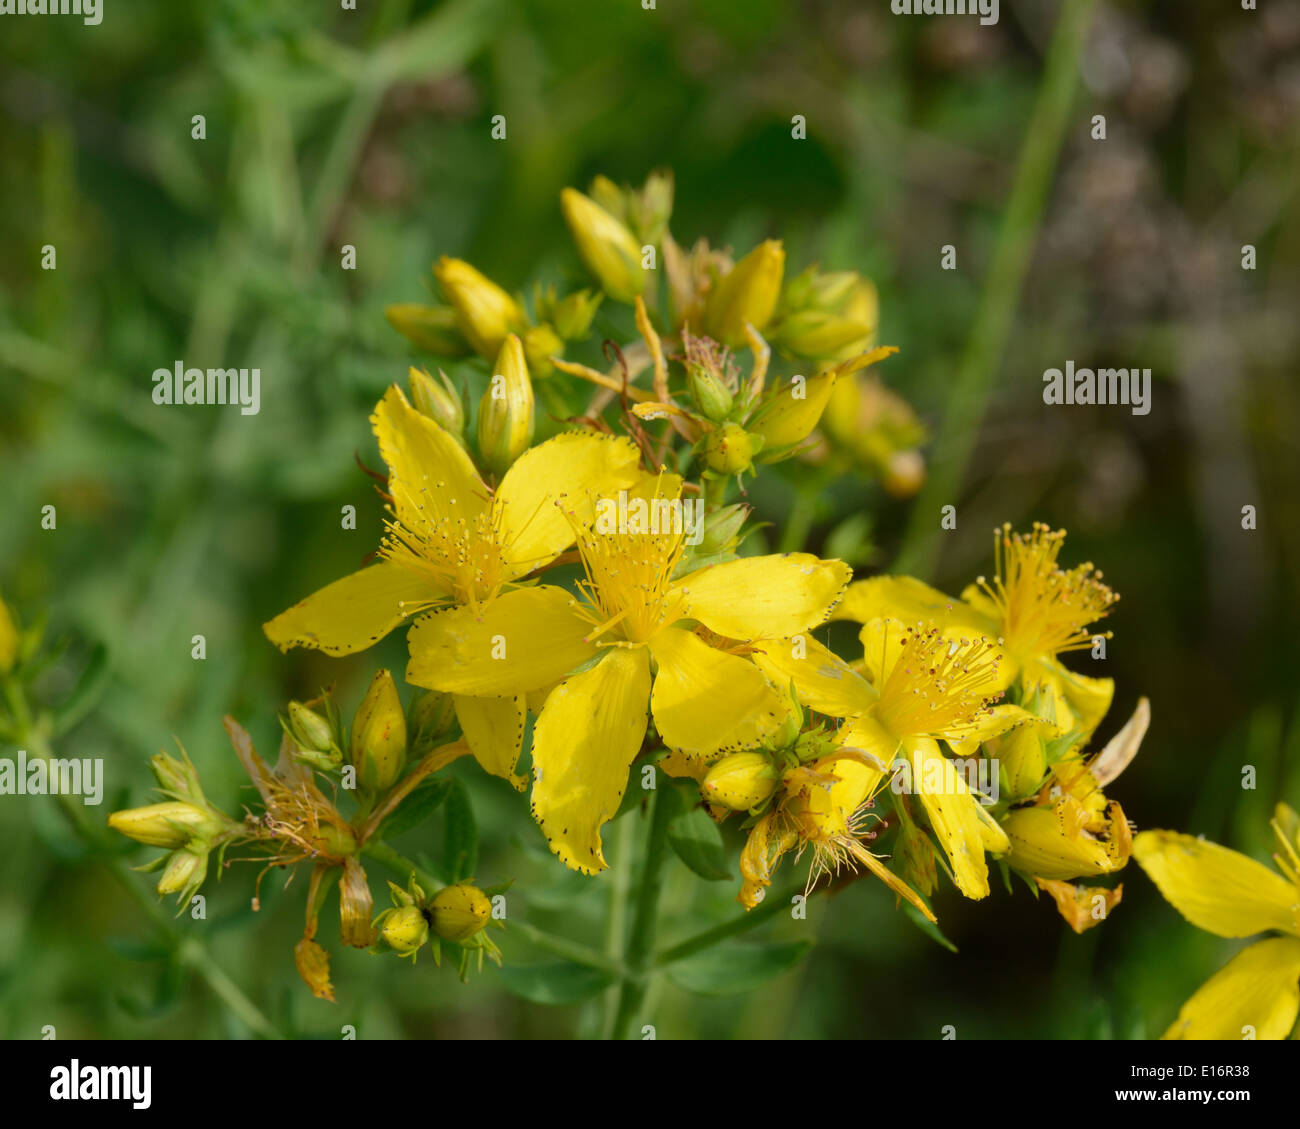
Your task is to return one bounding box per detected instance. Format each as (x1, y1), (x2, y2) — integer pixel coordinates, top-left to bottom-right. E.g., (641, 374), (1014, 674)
(834, 524), (1118, 736)
(404, 481), (850, 873)
(754, 618), (1013, 899)
(1134, 805), (1300, 1040)
(263, 385), (642, 786)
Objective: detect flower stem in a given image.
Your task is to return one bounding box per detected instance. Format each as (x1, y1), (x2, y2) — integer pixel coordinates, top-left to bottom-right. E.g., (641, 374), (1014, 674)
(655, 884), (803, 966)
(609, 786), (674, 1039)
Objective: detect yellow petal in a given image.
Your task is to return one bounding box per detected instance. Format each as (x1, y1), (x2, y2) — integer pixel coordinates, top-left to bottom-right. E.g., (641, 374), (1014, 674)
(453, 694), (527, 791)
(833, 575), (994, 634)
(531, 646), (652, 873)
(1133, 830), (1299, 938)
(905, 738), (1005, 899)
(263, 562), (445, 656)
(495, 431), (642, 579)
(405, 586), (597, 695)
(1163, 937), (1300, 1040)
(674, 553), (851, 641)
(750, 635), (877, 718)
(946, 703), (1040, 757)
(648, 627), (792, 758)
(372, 385), (488, 534)
(802, 716), (893, 836)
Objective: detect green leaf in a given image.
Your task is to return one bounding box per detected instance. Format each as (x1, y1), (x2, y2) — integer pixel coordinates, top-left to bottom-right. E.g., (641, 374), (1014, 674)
(381, 776), (452, 839)
(443, 777), (478, 882)
(496, 961), (615, 1006)
(667, 940), (812, 996)
(667, 805), (732, 881)
(903, 903), (958, 954)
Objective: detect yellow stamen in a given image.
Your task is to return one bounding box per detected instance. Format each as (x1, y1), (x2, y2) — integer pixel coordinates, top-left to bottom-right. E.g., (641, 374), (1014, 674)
(975, 523), (1118, 661)
(872, 623), (1003, 740)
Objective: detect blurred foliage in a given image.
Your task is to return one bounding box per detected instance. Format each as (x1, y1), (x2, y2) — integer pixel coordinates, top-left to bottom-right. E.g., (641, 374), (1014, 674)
(2, 0), (1299, 1039)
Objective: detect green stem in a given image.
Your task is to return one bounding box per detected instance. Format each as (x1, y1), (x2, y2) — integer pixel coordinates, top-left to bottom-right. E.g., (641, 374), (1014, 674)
(656, 884), (803, 966)
(895, 0), (1098, 578)
(609, 787), (674, 1039)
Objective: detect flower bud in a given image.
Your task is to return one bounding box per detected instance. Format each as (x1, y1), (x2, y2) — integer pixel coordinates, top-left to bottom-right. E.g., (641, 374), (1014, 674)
(157, 847), (208, 898)
(987, 724), (1047, 802)
(747, 369), (836, 458)
(477, 334), (535, 476)
(350, 670), (407, 793)
(433, 257), (525, 358)
(149, 747), (204, 800)
(560, 187), (645, 303)
(686, 360), (735, 423)
(288, 701), (335, 753)
(108, 801), (224, 849)
(702, 423), (755, 476)
(772, 310), (873, 361)
(429, 883), (492, 943)
(881, 449), (926, 498)
(408, 367), (465, 434)
(384, 303), (472, 357)
(550, 289), (604, 341)
(702, 753), (777, 812)
(695, 504), (749, 557)
(628, 169), (674, 245)
(522, 323), (564, 379)
(704, 240), (785, 346)
(407, 689), (457, 757)
(379, 905), (430, 955)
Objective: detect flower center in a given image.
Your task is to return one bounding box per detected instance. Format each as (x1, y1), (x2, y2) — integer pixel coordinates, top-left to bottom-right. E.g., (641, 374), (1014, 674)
(570, 520), (687, 645)
(381, 499), (510, 611)
(872, 623), (1003, 740)
(975, 523), (1117, 664)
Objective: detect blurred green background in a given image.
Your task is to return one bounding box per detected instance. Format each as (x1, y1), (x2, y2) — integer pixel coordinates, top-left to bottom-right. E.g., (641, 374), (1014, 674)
(2, 0), (1299, 1039)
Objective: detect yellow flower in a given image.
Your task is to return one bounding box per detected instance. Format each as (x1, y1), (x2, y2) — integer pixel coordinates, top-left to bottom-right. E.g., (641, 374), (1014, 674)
(433, 256), (526, 358)
(1134, 806), (1300, 1040)
(753, 617), (1014, 899)
(834, 524), (1118, 736)
(263, 385), (642, 788)
(404, 480), (850, 873)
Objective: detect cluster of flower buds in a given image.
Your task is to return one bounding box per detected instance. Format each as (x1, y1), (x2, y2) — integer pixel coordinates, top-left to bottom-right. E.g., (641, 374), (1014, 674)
(106, 745), (239, 908)
(372, 873), (503, 982)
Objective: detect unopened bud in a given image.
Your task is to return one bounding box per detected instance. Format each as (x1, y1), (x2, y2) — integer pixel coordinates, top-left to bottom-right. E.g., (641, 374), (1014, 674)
(429, 883), (492, 943)
(551, 289), (604, 341)
(288, 701), (335, 753)
(772, 309), (873, 361)
(687, 362), (735, 423)
(384, 304), (472, 357)
(702, 752), (777, 812)
(350, 670), (407, 793)
(477, 334), (535, 476)
(433, 257), (525, 359)
(408, 367), (465, 434)
(522, 323), (565, 379)
(108, 802), (224, 849)
(702, 423), (755, 476)
(561, 187), (646, 303)
(408, 690), (457, 756)
(379, 905), (429, 955)
(157, 847), (208, 897)
(748, 369), (836, 457)
(704, 240), (784, 346)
